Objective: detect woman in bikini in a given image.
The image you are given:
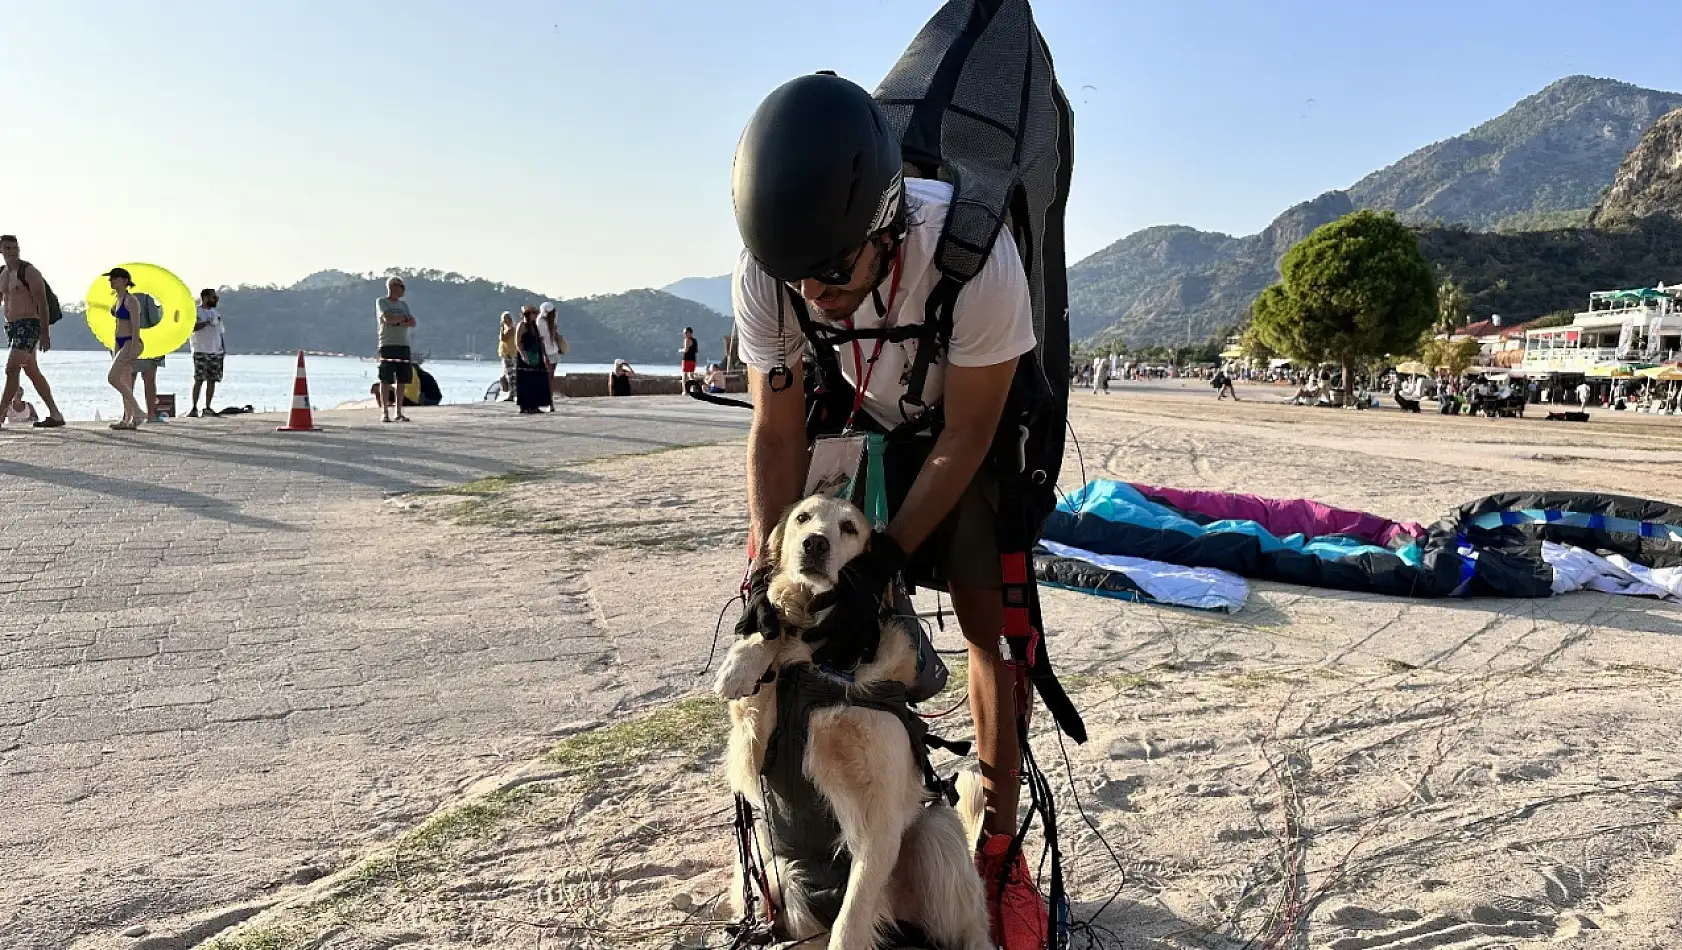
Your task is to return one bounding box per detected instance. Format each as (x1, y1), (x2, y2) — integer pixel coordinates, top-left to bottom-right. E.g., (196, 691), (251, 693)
(103, 267), (146, 429)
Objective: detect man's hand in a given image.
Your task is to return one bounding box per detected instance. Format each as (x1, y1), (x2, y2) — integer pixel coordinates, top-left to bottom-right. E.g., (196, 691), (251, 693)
(734, 566), (781, 641)
(39, 332), (50, 354)
(808, 533), (908, 668)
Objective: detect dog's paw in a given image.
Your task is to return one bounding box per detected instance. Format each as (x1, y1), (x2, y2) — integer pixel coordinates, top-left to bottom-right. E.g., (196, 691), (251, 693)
(714, 646), (772, 700)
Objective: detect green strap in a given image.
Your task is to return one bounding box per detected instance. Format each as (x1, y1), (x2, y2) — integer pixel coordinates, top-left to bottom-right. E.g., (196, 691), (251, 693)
(864, 433), (890, 530)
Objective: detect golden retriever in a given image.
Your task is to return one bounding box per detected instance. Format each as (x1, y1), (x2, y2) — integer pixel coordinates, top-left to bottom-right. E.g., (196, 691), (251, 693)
(715, 495), (993, 950)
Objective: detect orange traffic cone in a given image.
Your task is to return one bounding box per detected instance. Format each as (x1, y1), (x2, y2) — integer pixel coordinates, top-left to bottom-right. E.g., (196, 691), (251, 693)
(276, 351), (322, 432)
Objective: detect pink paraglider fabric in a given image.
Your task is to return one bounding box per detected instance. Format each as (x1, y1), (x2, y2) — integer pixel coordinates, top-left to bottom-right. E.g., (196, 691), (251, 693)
(1131, 484), (1427, 548)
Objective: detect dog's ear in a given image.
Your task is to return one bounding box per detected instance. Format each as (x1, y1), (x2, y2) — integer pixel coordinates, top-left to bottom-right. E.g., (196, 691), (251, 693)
(764, 504), (794, 575)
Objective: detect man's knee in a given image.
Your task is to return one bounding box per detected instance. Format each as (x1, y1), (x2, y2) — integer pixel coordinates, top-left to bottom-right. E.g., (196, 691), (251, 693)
(948, 584), (1004, 650)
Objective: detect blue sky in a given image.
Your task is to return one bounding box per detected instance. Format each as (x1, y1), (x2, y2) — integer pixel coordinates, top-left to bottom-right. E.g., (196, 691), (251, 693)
(8, 0), (1680, 301)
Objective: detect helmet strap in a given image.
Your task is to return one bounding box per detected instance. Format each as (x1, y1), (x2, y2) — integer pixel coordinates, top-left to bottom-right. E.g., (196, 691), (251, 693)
(867, 232), (903, 317)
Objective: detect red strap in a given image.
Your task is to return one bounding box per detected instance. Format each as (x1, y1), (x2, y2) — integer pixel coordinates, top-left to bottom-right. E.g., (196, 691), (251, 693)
(842, 249), (905, 431)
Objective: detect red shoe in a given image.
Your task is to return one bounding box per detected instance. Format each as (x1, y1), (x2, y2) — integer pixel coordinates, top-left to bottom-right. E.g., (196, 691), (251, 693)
(976, 832), (1048, 950)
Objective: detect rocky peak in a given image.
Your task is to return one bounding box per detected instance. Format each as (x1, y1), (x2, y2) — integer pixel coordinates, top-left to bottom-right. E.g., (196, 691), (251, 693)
(1591, 107), (1682, 226)
(1256, 191), (1356, 265)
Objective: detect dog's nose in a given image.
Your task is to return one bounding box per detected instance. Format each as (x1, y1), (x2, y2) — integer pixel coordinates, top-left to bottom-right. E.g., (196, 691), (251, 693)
(802, 534), (830, 558)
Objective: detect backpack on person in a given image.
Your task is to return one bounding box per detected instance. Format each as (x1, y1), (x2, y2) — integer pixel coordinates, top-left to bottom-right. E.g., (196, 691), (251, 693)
(135, 293), (164, 329)
(718, 2), (1084, 943)
(10, 262), (64, 325)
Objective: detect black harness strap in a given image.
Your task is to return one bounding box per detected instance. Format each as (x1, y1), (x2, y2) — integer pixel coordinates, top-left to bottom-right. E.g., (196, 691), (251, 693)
(683, 378), (755, 411)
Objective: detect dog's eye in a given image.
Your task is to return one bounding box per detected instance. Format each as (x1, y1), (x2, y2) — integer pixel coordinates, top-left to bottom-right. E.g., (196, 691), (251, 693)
(840, 521), (859, 536)
(794, 512), (811, 525)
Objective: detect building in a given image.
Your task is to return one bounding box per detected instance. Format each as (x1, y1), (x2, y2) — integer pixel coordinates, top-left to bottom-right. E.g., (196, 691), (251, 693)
(1522, 286), (1681, 375)
(1448, 315), (1537, 368)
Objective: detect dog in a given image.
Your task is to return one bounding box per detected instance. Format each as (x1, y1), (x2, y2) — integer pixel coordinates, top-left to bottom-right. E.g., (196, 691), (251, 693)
(715, 494), (993, 950)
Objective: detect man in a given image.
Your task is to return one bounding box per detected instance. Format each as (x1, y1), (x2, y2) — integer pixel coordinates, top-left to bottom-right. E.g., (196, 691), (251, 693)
(1214, 369), (1239, 401)
(135, 354), (167, 421)
(679, 326), (699, 382)
(0, 235), (66, 429)
(189, 288), (225, 417)
(730, 73), (1045, 949)
(376, 276), (416, 423)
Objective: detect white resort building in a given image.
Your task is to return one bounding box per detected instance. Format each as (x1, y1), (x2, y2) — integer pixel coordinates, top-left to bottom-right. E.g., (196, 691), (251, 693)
(1522, 285), (1682, 375)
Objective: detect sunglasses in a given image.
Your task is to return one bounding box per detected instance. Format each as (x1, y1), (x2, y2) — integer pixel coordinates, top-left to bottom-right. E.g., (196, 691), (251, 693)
(791, 241), (869, 287)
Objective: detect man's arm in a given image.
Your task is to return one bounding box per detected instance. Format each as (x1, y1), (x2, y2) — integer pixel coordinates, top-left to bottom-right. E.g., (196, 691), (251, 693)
(25, 269), (50, 351)
(378, 301), (410, 325)
(746, 358), (810, 560)
(884, 357), (1019, 554)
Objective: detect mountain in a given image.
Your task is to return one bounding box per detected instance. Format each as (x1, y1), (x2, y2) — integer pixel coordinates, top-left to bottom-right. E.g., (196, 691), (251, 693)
(1071, 76), (1682, 346)
(45, 269), (733, 363)
(1069, 191), (1354, 344)
(1591, 107), (1682, 226)
(1348, 76), (1682, 230)
(661, 274), (733, 316)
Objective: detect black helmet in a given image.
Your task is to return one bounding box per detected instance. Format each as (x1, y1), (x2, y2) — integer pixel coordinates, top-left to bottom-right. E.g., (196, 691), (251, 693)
(733, 72), (904, 284)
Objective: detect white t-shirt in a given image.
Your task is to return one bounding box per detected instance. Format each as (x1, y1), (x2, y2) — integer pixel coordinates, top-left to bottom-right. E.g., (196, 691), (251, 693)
(190, 308), (225, 355)
(733, 178), (1036, 429)
(538, 321), (561, 361)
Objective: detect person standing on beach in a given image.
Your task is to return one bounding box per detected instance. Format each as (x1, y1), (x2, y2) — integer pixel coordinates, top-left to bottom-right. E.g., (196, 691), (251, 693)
(103, 267), (147, 429)
(0, 235), (67, 429)
(376, 276), (416, 423)
(538, 302), (564, 409)
(680, 327), (699, 382)
(496, 311), (517, 401)
(513, 306), (550, 413)
(135, 354), (166, 421)
(189, 289), (226, 417)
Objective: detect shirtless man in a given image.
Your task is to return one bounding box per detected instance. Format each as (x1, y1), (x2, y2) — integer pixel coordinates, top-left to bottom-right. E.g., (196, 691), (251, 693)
(0, 235), (66, 429)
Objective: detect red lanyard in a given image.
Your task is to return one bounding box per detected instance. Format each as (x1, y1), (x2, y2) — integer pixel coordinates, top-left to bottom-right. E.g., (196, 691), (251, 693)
(842, 249), (904, 431)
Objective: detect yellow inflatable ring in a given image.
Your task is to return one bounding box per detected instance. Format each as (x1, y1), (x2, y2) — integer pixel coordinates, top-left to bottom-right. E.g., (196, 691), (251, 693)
(85, 263), (197, 359)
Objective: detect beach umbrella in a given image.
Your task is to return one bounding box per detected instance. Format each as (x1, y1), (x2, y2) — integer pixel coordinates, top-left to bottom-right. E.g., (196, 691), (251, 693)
(1638, 365), (1682, 381)
(1395, 360), (1430, 376)
(1586, 362), (1651, 378)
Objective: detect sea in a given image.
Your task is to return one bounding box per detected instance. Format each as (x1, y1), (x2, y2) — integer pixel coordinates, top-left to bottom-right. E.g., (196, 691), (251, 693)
(14, 351), (683, 421)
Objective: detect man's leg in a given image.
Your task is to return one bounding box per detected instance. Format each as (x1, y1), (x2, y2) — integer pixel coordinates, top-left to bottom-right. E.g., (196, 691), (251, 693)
(396, 367), (412, 419)
(205, 378), (217, 410)
(142, 369), (159, 419)
(949, 583), (1020, 836)
(1, 351), (22, 428)
(18, 352), (62, 422)
(377, 371), (391, 420)
(191, 379), (203, 413)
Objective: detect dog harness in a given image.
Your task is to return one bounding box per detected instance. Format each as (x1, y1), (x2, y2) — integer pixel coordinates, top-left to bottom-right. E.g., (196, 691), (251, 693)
(759, 662), (960, 930)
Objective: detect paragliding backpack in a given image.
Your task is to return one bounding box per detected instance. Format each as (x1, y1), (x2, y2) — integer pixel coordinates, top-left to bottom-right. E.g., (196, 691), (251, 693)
(784, 1), (1088, 944)
(10, 263), (64, 325)
(812, 0), (1086, 735)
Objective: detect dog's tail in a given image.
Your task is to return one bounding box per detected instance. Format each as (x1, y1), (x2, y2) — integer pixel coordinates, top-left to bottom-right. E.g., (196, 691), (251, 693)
(954, 770), (986, 850)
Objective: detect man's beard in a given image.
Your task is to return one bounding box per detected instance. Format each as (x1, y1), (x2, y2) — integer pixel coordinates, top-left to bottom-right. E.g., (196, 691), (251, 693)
(814, 246), (892, 323)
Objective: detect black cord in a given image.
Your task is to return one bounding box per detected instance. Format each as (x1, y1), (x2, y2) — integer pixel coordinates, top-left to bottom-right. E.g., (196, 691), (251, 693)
(699, 592), (746, 677)
(1055, 726), (1129, 942)
(1065, 417), (1089, 503)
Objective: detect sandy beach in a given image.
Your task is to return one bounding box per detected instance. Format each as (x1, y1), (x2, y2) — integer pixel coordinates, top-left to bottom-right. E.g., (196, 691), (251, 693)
(8, 384), (1680, 950)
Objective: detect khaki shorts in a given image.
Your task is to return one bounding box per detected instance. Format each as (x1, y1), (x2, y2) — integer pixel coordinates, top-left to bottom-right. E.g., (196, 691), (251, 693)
(882, 441), (1001, 592)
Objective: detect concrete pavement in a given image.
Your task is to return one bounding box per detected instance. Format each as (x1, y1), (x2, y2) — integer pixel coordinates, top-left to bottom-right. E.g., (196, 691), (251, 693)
(0, 398), (750, 950)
